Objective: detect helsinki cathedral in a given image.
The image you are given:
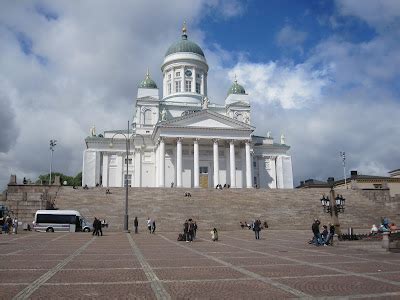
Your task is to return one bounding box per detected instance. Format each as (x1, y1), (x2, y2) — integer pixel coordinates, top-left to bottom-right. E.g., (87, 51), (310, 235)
(82, 24), (293, 189)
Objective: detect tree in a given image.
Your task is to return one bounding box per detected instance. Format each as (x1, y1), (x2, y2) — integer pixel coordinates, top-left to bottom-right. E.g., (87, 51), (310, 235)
(36, 172), (82, 186)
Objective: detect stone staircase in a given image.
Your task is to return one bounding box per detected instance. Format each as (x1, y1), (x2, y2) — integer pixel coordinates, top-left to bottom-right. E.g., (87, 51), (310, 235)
(53, 187), (400, 232)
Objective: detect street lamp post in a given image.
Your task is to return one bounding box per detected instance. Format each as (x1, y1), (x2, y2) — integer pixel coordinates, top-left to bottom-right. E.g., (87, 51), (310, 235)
(340, 151), (347, 189)
(49, 140), (57, 185)
(109, 121), (144, 232)
(320, 177), (346, 235)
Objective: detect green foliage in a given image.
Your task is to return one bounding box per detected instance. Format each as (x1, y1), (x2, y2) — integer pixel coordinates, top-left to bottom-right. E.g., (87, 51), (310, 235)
(36, 172), (82, 186)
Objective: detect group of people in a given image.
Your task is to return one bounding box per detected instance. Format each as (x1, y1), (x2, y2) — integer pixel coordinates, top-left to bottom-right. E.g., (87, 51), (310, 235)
(0, 215), (16, 234)
(178, 219), (198, 242)
(92, 217), (104, 236)
(215, 184), (230, 190)
(370, 217), (398, 234)
(310, 219), (335, 246)
(147, 218), (156, 234)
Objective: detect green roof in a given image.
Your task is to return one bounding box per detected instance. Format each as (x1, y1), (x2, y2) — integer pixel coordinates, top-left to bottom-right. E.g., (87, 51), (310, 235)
(139, 70), (157, 89)
(165, 27), (205, 57)
(228, 80), (246, 95)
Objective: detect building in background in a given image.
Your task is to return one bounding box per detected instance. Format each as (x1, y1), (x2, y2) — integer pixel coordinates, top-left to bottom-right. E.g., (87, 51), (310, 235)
(82, 25), (293, 189)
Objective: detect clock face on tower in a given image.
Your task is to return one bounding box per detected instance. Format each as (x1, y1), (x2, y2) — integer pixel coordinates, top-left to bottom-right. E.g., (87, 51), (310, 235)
(185, 69), (192, 77)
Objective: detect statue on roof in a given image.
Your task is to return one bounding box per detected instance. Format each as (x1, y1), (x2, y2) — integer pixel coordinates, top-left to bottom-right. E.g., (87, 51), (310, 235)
(281, 134), (286, 145)
(267, 131), (271, 138)
(90, 125), (96, 137)
(202, 96), (209, 109)
(161, 108), (166, 121)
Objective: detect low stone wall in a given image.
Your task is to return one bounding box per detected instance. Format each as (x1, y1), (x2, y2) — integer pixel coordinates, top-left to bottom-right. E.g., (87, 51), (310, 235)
(1, 184), (60, 224)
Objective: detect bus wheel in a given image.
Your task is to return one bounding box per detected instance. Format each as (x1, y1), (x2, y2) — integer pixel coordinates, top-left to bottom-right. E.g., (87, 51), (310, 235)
(83, 228), (90, 232)
(46, 227), (54, 232)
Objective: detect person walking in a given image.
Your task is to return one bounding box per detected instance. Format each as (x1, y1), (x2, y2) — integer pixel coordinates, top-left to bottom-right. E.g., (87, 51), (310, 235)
(147, 218), (152, 234)
(152, 219), (156, 234)
(92, 217), (98, 236)
(193, 221), (198, 240)
(134, 217), (139, 234)
(211, 228), (218, 241)
(98, 218), (103, 236)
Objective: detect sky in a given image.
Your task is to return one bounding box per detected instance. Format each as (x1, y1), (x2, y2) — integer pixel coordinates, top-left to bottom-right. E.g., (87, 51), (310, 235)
(0, 0), (399, 189)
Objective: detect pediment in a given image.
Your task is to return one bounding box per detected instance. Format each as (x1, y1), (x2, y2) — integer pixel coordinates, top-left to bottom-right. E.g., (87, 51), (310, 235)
(159, 110), (254, 130)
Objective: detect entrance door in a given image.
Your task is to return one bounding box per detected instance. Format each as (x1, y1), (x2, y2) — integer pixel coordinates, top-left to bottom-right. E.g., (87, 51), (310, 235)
(199, 166), (208, 188)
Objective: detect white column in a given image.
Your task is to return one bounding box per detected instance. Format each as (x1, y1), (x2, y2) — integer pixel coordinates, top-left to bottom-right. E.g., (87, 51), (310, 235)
(176, 138), (182, 187)
(172, 68), (175, 93)
(225, 145), (230, 185)
(181, 66), (185, 92)
(213, 139), (219, 186)
(159, 138), (165, 187)
(155, 145), (159, 187)
(192, 68), (196, 93)
(193, 139), (199, 188)
(230, 140), (236, 188)
(134, 148), (141, 187)
(245, 141), (252, 188)
(102, 153), (109, 187)
(200, 73), (204, 95)
(204, 73), (208, 96)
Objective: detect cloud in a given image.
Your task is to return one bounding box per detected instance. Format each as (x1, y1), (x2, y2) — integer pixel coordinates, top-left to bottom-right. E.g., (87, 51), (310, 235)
(335, 0), (400, 32)
(276, 25), (308, 50)
(227, 61), (331, 109)
(205, 0), (246, 19)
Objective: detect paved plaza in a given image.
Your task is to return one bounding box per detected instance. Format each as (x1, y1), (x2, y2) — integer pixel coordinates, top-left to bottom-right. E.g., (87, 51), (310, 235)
(1, 230), (400, 299)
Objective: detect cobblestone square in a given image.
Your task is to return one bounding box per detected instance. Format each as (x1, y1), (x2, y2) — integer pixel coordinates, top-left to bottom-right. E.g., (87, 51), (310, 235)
(1, 230), (400, 299)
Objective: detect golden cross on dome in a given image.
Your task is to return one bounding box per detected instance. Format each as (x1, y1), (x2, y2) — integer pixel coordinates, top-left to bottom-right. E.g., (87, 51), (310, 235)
(182, 21), (187, 35)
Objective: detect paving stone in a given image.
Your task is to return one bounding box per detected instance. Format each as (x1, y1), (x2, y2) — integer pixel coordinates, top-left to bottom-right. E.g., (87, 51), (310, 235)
(48, 269), (147, 283)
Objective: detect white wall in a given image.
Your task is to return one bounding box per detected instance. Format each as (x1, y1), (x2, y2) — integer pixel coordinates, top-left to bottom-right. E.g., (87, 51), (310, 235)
(82, 150), (100, 187)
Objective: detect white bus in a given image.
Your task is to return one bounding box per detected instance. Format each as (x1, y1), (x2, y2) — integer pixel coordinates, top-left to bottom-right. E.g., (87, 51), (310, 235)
(33, 210), (92, 232)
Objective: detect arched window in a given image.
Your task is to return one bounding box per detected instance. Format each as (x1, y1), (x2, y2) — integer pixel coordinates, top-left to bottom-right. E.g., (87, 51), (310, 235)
(143, 109), (152, 125)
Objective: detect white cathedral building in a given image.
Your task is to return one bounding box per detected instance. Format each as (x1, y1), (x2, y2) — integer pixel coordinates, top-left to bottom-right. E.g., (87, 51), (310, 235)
(82, 25), (293, 189)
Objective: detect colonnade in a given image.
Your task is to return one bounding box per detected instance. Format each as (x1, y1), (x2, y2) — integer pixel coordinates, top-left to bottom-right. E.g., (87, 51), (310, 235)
(157, 138), (252, 188)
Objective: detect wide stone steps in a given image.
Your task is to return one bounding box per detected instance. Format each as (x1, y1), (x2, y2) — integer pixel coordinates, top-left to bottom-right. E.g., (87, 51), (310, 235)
(51, 187), (400, 232)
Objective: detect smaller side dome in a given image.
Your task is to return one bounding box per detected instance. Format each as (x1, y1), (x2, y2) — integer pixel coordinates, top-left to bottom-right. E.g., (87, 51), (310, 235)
(228, 79), (246, 95)
(139, 69), (157, 89)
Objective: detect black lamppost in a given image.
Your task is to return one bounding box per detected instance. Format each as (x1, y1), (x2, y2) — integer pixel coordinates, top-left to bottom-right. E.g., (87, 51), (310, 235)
(109, 121), (144, 232)
(49, 140), (57, 185)
(320, 177), (346, 234)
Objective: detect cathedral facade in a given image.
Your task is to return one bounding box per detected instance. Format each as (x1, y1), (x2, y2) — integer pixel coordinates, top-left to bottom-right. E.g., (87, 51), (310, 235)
(82, 25), (293, 189)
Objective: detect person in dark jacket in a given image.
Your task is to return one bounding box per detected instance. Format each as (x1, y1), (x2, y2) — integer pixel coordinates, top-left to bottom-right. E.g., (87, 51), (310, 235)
(253, 219), (261, 240)
(92, 217), (98, 236)
(311, 219), (322, 246)
(152, 219), (156, 234)
(183, 220), (189, 242)
(134, 217), (139, 234)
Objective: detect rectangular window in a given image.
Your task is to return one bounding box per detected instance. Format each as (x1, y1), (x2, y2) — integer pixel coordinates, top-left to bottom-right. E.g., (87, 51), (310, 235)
(175, 81), (181, 92)
(124, 174), (132, 187)
(168, 73), (171, 80)
(254, 177), (257, 185)
(124, 158), (132, 165)
(185, 80), (192, 92)
(176, 71), (180, 77)
(253, 161), (257, 167)
(196, 73), (200, 79)
(199, 167), (208, 174)
(373, 184), (383, 189)
(168, 83), (171, 94)
(196, 82), (201, 93)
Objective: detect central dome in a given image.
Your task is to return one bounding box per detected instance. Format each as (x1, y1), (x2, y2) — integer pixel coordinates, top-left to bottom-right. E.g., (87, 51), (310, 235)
(165, 23), (205, 58)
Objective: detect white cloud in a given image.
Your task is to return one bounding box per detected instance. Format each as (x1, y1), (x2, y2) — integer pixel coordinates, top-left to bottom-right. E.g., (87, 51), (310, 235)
(276, 25), (308, 50)
(227, 61), (331, 109)
(335, 0), (400, 31)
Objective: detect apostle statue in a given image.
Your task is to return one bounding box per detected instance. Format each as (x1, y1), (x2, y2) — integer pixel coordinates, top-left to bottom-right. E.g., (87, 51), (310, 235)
(202, 96), (209, 109)
(161, 108), (166, 121)
(280, 134), (286, 145)
(267, 131), (271, 138)
(90, 125), (96, 137)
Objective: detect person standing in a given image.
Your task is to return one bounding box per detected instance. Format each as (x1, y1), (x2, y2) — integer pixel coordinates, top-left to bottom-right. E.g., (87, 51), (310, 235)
(134, 217), (139, 234)
(152, 219), (156, 234)
(98, 219), (103, 236)
(188, 219), (194, 242)
(147, 218), (152, 234)
(311, 219), (322, 246)
(253, 219), (261, 240)
(92, 217), (98, 236)
(193, 221), (198, 240)
(183, 220), (189, 242)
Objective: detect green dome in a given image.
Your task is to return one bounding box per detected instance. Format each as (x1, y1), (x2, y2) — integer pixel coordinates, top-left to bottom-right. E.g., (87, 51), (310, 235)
(228, 80), (246, 95)
(139, 70), (157, 89)
(165, 24), (205, 57)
